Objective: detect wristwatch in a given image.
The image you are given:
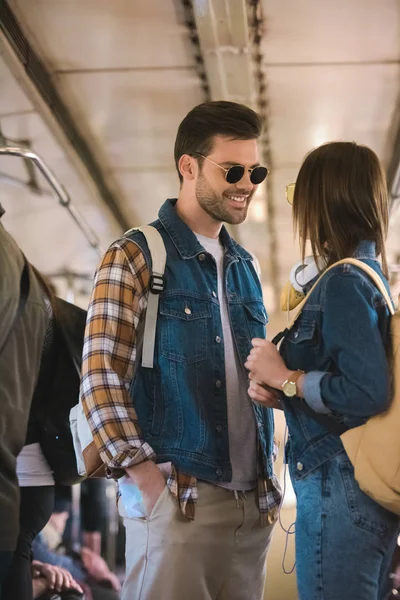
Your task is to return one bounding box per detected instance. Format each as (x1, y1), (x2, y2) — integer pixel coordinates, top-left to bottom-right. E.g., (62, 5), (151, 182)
(282, 370), (304, 398)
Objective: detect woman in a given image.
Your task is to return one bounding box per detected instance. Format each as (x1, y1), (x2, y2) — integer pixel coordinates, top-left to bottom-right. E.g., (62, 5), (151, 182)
(245, 142), (400, 600)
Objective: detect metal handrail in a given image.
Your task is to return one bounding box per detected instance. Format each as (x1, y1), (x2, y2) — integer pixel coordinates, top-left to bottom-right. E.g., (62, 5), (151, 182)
(0, 143), (103, 254)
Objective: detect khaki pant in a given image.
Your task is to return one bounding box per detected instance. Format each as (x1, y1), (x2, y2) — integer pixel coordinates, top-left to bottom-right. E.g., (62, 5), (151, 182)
(121, 482), (275, 600)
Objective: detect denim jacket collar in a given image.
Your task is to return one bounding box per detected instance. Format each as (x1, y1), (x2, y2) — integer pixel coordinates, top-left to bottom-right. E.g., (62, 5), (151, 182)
(158, 198), (252, 261)
(303, 240), (378, 294)
(352, 240), (377, 260)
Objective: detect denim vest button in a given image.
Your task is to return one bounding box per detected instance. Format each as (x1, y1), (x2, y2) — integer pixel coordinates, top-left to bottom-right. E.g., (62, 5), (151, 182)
(215, 336), (221, 343)
(216, 425), (222, 433)
(184, 307), (191, 315)
(216, 380), (222, 388)
(294, 331), (299, 339)
(296, 462), (304, 471)
(212, 291), (217, 298)
(198, 253), (206, 261)
(216, 468), (223, 477)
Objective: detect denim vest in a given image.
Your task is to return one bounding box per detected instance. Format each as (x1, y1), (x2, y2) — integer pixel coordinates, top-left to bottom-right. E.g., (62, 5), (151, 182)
(125, 199), (275, 483)
(280, 241), (392, 482)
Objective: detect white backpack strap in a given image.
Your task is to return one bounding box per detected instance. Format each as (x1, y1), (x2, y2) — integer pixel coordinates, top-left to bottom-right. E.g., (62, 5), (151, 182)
(124, 225), (167, 368)
(290, 257), (395, 329)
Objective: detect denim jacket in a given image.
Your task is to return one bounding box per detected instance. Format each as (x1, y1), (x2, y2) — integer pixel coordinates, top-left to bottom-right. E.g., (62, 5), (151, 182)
(125, 199), (275, 483)
(280, 241), (392, 481)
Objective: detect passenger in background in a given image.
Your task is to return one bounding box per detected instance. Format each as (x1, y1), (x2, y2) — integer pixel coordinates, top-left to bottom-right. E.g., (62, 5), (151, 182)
(245, 142), (400, 600)
(57, 480), (108, 555)
(0, 204), (48, 593)
(33, 494), (120, 600)
(2, 269), (56, 600)
(79, 479), (107, 555)
(80, 101), (281, 600)
(31, 559), (83, 600)
(3, 272), (102, 600)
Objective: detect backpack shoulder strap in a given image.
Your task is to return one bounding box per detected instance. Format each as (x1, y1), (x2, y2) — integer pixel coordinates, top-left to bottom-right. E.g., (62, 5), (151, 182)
(124, 225), (167, 368)
(289, 258), (395, 328)
(340, 258), (395, 315)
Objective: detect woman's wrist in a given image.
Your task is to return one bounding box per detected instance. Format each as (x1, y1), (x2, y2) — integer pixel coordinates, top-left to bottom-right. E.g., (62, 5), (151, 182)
(276, 370), (306, 398)
(296, 374), (306, 398)
(276, 368), (295, 390)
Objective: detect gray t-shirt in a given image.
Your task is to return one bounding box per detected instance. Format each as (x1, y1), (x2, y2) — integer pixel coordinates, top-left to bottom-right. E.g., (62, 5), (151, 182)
(0, 220), (47, 551)
(195, 233), (257, 490)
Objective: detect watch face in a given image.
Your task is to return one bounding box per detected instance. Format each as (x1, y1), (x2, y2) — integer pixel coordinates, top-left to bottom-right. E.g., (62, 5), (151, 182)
(283, 381), (297, 397)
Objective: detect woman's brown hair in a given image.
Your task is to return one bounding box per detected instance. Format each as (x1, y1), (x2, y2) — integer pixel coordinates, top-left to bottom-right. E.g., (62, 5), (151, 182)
(293, 141), (389, 277)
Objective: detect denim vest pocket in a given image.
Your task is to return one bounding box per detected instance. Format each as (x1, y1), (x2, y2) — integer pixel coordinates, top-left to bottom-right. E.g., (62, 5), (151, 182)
(160, 295), (211, 364)
(244, 301), (268, 340)
(339, 453), (397, 538)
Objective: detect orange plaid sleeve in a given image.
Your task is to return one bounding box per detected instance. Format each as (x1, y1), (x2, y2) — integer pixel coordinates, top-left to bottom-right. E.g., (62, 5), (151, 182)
(80, 238), (156, 474)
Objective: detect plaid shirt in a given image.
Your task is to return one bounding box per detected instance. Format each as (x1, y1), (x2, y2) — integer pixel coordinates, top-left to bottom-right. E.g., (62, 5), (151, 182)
(80, 238), (281, 526)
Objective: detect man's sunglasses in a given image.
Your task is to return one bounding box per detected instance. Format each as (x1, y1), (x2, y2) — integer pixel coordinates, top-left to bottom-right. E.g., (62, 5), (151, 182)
(195, 153), (268, 185)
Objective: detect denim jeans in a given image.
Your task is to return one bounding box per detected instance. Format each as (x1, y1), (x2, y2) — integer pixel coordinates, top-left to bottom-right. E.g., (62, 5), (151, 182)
(291, 451), (399, 600)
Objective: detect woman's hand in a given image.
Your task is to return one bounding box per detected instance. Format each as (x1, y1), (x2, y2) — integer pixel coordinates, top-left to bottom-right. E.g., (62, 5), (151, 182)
(245, 338), (292, 390)
(248, 380), (282, 410)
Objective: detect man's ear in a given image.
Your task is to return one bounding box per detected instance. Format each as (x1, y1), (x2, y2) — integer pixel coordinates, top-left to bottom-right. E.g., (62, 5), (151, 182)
(178, 154), (197, 181)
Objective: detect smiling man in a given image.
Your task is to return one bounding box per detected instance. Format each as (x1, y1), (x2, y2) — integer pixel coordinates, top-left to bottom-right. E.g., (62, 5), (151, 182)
(81, 101), (281, 600)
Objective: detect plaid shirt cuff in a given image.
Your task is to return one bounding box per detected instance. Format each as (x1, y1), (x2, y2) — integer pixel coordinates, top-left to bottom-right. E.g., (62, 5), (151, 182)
(106, 442), (156, 477)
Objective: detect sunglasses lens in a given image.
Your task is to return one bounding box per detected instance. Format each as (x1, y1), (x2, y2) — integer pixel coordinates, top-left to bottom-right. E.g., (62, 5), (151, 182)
(226, 166), (245, 184)
(286, 183), (295, 205)
(250, 167), (268, 185)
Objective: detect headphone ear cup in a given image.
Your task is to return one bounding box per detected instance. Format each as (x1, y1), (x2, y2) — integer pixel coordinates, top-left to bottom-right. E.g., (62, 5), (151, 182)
(280, 281), (305, 311)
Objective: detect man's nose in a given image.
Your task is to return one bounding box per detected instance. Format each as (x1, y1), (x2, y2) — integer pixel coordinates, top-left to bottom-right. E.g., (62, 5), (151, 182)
(237, 169), (253, 190)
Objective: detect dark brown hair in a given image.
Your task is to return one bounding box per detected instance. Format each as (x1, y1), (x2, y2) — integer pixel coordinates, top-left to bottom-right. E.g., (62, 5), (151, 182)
(293, 142), (389, 276)
(174, 101), (263, 183)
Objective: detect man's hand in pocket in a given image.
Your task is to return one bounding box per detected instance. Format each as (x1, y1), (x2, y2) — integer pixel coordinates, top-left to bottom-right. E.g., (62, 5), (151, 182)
(126, 461), (166, 517)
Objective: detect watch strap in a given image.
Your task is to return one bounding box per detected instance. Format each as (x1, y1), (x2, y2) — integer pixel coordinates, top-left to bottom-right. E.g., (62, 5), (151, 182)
(287, 370), (304, 384)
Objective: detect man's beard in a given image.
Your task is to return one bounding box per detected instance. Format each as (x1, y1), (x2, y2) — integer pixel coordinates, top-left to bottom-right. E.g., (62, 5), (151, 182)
(195, 175), (253, 225)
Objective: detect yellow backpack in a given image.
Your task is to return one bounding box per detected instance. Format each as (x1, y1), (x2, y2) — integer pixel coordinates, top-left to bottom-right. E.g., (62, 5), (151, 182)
(288, 258), (400, 515)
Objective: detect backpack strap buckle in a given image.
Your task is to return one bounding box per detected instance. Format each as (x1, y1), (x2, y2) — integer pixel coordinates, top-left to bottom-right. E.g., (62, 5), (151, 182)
(149, 273), (165, 294)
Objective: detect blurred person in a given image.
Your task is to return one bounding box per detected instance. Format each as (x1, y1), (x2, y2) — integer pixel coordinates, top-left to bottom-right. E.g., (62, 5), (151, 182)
(80, 479), (107, 555)
(245, 142), (400, 600)
(2, 269), (86, 600)
(56, 480), (107, 555)
(80, 101), (281, 600)
(1, 269), (56, 600)
(0, 203), (48, 592)
(31, 560), (83, 600)
(33, 497), (120, 600)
